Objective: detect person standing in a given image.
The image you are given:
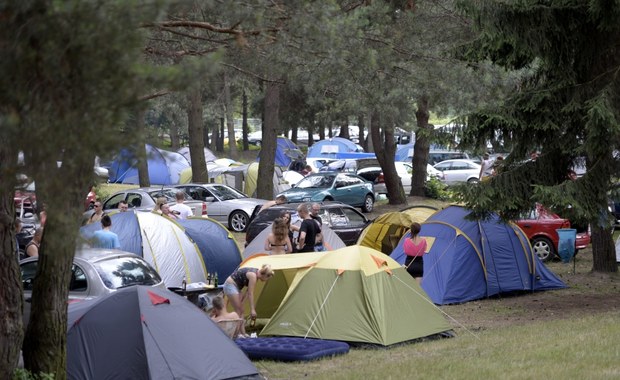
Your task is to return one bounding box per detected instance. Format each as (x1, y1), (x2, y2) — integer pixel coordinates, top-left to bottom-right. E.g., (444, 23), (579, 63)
(310, 203), (324, 251)
(264, 218), (293, 255)
(296, 203), (317, 253)
(93, 215), (121, 249)
(26, 227), (43, 257)
(259, 195), (287, 213)
(478, 153), (494, 181)
(88, 201), (105, 224)
(170, 191), (193, 219)
(223, 264), (274, 337)
(403, 222), (427, 285)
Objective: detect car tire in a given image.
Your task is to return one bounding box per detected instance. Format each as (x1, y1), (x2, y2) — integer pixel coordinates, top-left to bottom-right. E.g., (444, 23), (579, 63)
(467, 177), (479, 184)
(531, 237), (555, 262)
(361, 194), (374, 213)
(229, 210), (249, 232)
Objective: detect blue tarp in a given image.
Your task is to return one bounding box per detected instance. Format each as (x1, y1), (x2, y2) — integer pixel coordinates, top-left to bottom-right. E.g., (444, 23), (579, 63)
(307, 137), (364, 158)
(390, 205), (566, 304)
(394, 143), (414, 162)
(108, 144), (190, 185)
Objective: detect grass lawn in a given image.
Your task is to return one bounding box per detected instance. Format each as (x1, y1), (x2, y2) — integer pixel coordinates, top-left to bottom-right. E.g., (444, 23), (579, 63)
(253, 312), (619, 379)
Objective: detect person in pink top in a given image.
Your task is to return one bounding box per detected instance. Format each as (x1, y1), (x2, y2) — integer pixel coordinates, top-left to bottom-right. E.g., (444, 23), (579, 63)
(403, 222), (427, 284)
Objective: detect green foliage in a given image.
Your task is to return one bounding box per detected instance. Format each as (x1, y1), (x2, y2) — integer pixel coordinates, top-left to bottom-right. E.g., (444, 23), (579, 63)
(424, 177), (451, 201)
(12, 369), (54, 380)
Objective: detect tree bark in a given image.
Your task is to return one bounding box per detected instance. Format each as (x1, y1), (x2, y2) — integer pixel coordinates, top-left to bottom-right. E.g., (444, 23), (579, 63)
(215, 118), (224, 152)
(203, 124), (210, 149)
(187, 86), (208, 183)
(223, 71), (238, 160)
(257, 81), (279, 199)
(290, 125), (298, 144)
(366, 112), (374, 153)
(338, 122), (350, 139)
(0, 147), (23, 379)
(169, 120), (180, 150)
(590, 224), (617, 272)
(328, 124), (333, 138)
(23, 154), (93, 377)
(307, 120), (315, 147)
(358, 113), (367, 150)
(318, 121), (325, 140)
(134, 108), (150, 187)
(371, 110), (406, 205)
(242, 89), (249, 151)
(411, 95), (431, 196)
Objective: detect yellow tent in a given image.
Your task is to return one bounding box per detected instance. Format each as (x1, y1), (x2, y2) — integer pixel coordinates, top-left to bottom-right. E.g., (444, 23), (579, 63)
(357, 205), (438, 254)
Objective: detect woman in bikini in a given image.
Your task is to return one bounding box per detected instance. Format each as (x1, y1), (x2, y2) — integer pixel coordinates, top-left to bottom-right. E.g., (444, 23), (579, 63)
(403, 222), (427, 284)
(264, 217), (292, 255)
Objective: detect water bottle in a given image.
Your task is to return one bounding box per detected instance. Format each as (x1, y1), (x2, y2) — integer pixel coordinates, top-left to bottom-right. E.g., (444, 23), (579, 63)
(207, 272), (212, 286)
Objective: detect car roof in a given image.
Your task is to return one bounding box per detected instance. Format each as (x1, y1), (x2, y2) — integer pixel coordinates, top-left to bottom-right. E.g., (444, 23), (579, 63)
(20, 248), (140, 265)
(264, 201), (352, 211)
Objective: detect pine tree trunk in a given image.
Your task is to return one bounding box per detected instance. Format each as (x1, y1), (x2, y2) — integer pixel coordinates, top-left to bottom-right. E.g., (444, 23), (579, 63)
(223, 72), (238, 160)
(307, 122), (315, 147)
(371, 111), (406, 205)
(134, 108), (150, 187)
(591, 225), (618, 273)
(358, 114), (367, 150)
(216, 118), (224, 152)
(242, 89), (249, 151)
(411, 95), (431, 196)
(318, 122), (325, 140)
(291, 125), (298, 144)
(339, 123), (350, 139)
(0, 147), (23, 379)
(257, 81), (279, 199)
(188, 86), (208, 183)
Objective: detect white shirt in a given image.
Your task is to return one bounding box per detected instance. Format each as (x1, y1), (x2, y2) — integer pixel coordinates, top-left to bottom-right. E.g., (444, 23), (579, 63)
(170, 203), (193, 219)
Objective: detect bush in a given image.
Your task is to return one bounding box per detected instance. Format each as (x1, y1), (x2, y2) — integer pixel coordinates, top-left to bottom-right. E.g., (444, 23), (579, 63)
(424, 177), (450, 200)
(13, 369), (54, 380)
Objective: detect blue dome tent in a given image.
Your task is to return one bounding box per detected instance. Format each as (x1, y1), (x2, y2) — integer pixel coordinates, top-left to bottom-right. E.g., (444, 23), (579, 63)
(108, 144), (190, 185)
(390, 205), (566, 305)
(395, 143), (414, 162)
(256, 137), (304, 167)
(307, 137), (364, 158)
(80, 211), (242, 288)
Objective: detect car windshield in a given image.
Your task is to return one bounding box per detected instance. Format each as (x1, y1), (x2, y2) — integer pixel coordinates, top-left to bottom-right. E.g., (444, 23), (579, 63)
(94, 256), (162, 290)
(208, 185), (246, 201)
(295, 175), (335, 189)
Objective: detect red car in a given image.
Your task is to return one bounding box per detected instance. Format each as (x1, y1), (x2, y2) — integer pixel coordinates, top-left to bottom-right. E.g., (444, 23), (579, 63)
(515, 205), (591, 262)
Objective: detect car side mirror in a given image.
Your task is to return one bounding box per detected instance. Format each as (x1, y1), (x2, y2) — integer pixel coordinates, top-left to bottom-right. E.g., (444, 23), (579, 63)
(205, 197), (215, 202)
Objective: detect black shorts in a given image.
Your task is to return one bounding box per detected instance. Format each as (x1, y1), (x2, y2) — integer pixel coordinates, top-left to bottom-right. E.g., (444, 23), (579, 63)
(405, 256), (424, 278)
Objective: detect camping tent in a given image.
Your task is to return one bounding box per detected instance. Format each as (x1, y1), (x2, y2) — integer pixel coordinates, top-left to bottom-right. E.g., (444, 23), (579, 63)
(80, 211), (243, 288)
(390, 205), (567, 305)
(394, 143), (414, 162)
(357, 206), (437, 254)
(242, 221), (346, 258)
(240, 246), (452, 346)
(258, 137), (304, 167)
(108, 144), (190, 185)
(67, 286), (259, 380)
(307, 137), (364, 158)
(177, 146), (217, 164)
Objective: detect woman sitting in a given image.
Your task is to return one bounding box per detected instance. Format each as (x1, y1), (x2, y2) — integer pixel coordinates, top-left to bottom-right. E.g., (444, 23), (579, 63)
(210, 296), (242, 338)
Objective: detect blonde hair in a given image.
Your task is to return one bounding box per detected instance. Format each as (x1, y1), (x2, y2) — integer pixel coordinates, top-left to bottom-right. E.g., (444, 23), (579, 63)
(272, 218), (288, 242)
(152, 197), (166, 212)
(259, 264), (274, 278)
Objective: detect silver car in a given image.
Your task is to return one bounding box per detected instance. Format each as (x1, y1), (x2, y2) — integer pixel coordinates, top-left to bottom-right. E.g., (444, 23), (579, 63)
(21, 248), (165, 325)
(433, 159), (481, 185)
(175, 183), (267, 232)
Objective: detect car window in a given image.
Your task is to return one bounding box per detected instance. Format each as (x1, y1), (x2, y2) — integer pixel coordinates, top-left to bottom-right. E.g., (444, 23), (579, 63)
(93, 256), (162, 290)
(148, 189), (179, 202)
(345, 175), (364, 185)
(126, 193), (143, 208)
(70, 264), (88, 292)
(296, 175), (335, 189)
(435, 162), (451, 171)
(326, 208), (348, 227)
(342, 208), (367, 227)
(181, 186), (213, 201)
(104, 193), (126, 210)
(208, 185), (246, 201)
(21, 261), (38, 291)
(451, 162), (469, 170)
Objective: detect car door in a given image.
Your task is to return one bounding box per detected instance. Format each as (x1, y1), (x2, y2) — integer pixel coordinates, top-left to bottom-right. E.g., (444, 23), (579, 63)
(204, 185), (228, 223)
(343, 174), (368, 206)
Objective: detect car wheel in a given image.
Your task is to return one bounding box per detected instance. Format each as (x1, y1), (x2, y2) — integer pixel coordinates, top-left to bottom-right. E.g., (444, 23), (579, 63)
(229, 210), (249, 232)
(467, 177), (479, 184)
(361, 194), (374, 213)
(531, 237), (555, 262)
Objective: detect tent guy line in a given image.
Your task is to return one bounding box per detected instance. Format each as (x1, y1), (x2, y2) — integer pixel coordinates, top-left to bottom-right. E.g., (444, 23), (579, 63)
(304, 273), (341, 339)
(392, 274), (480, 340)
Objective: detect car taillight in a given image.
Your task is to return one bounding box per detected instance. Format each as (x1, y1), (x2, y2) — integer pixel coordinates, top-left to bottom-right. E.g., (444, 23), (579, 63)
(202, 202), (208, 216)
(378, 174), (385, 183)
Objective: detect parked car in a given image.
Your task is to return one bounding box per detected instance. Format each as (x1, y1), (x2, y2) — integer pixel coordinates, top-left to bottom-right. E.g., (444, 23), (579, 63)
(247, 131), (263, 146)
(21, 248), (165, 326)
(515, 205), (591, 262)
(174, 183), (267, 232)
(278, 172), (375, 213)
(82, 187), (208, 224)
(433, 159), (481, 185)
(357, 162), (445, 196)
(427, 150), (471, 165)
(245, 202), (370, 246)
